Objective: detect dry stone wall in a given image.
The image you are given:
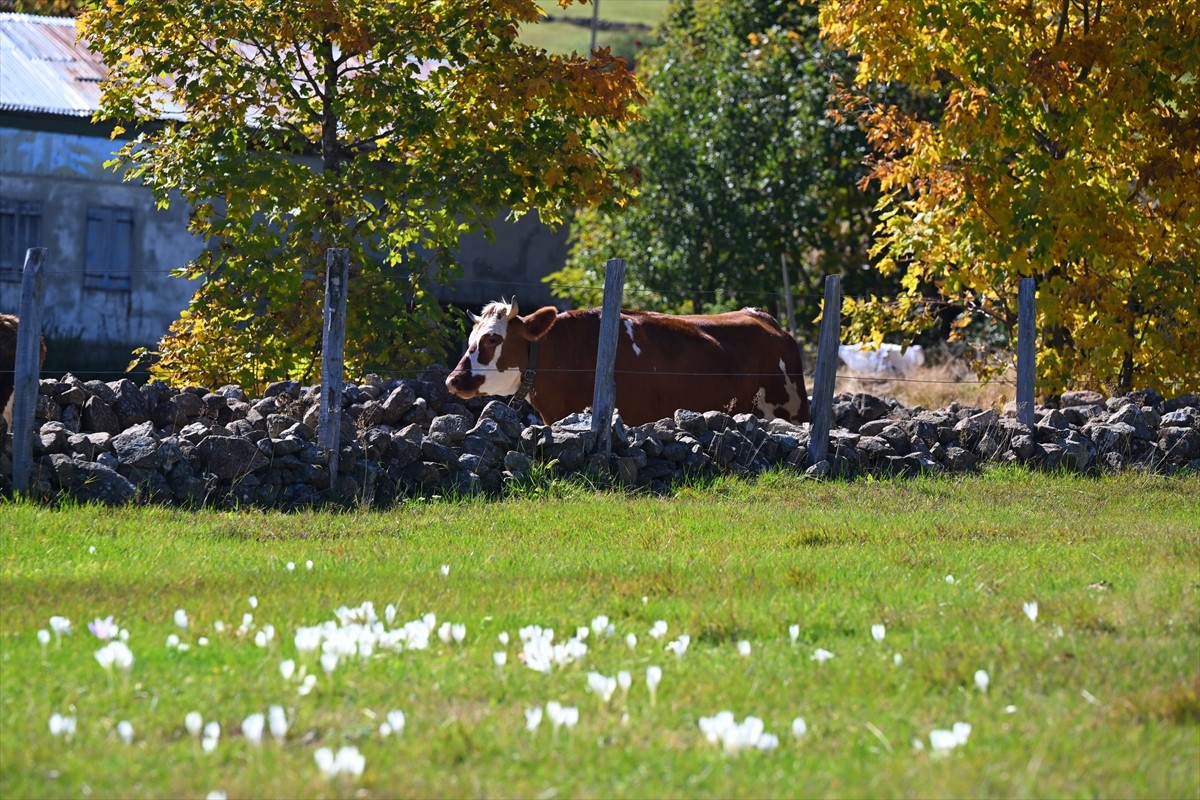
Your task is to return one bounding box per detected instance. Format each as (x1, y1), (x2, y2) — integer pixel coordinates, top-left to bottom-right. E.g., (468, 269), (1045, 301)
(1, 368), (1197, 508)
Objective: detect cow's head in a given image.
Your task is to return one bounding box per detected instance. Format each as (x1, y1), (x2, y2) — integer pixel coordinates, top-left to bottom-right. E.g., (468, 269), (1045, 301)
(445, 299), (558, 400)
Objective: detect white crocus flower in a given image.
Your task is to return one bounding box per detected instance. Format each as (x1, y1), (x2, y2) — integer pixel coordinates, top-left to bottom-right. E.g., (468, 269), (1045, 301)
(546, 701), (564, 732)
(617, 670), (632, 694)
(49, 616), (72, 639)
(493, 651), (507, 668)
(166, 633), (180, 650)
(286, 561), (295, 572)
(811, 648), (834, 664)
(893, 652), (904, 666)
(451, 623), (466, 644)
(37, 629), (50, 647)
(202, 721), (220, 753)
(95, 640), (134, 672)
(268, 706), (288, 742)
(117, 720), (134, 744)
(646, 665), (662, 705)
(320, 652), (338, 675)
(437, 622), (453, 644)
(792, 717), (807, 738)
(306, 560), (314, 571)
(248, 596), (258, 609)
(49, 713), (76, 739)
(666, 634), (690, 657)
(591, 615), (609, 635)
(185, 711), (204, 738)
(1023, 601), (1039, 622)
(625, 633), (637, 649)
(788, 624), (800, 644)
(315, 746), (365, 780)
(242, 713), (265, 746)
(498, 631), (510, 646)
(974, 669), (990, 692)
(587, 672), (617, 704)
(279, 659), (296, 681)
(737, 640), (751, 657)
(561, 706), (580, 729)
(440, 564), (450, 576)
(649, 620), (668, 640)
(945, 575), (956, 584)
(525, 706), (543, 732)
(871, 624), (886, 642)
(173, 609), (189, 631)
(298, 674), (318, 696)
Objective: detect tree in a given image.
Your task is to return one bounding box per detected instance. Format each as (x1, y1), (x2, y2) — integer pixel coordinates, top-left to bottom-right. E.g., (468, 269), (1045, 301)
(820, 0), (1200, 395)
(80, 0), (641, 391)
(547, 0), (882, 329)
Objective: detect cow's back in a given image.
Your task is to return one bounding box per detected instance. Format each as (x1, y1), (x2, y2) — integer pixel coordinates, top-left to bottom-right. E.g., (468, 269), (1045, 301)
(532, 308), (809, 425)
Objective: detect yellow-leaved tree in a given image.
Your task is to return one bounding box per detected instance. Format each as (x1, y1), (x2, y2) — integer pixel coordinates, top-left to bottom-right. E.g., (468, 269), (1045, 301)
(81, 0), (642, 391)
(820, 0), (1199, 395)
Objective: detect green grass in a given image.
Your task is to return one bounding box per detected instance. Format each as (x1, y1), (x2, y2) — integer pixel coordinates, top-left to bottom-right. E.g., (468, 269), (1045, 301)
(521, 0), (668, 57)
(2, 468), (1198, 798)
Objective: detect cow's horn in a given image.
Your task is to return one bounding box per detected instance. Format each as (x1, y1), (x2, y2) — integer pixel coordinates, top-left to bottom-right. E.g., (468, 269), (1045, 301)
(467, 308), (481, 323)
(508, 298), (520, 319)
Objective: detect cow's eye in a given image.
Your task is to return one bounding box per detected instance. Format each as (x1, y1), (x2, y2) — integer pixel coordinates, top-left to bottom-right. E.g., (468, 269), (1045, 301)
(484, 334), (503, 347)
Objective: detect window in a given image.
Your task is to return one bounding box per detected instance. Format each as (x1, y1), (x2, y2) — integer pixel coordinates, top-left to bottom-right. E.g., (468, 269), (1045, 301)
(0, 199), (43, 282)
(84, 206), (134, 291)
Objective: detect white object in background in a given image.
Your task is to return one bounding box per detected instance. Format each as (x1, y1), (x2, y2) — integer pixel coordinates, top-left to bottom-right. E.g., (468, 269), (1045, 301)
(838, 343), (925, 375)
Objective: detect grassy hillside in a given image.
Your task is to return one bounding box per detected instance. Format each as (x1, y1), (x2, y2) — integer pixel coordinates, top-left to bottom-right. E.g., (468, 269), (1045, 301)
(521, 0), (670, 58)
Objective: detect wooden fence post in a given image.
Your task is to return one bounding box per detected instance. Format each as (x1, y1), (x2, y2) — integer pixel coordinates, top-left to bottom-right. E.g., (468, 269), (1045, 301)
(1016, 277), (1036, 428)
(780, 254), (797, 338)
(807, 274), (842, 468)
(318, 248), (350, 487)
(12, 248), (47, 494)
(591, 257), (626, 456)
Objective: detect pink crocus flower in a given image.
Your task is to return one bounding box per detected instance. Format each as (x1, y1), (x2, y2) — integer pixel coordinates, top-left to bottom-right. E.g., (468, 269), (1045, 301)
(89, 616), (118, 641)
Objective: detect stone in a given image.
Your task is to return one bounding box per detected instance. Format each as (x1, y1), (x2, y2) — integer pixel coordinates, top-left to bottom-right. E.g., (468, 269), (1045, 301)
(64, 461), (137, 506)
(196, 435), (271, 480)
(82, 395), (122, 435)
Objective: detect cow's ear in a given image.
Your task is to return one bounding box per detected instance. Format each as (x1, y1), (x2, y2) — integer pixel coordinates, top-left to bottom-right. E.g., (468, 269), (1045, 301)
(520, 306), (559, 340)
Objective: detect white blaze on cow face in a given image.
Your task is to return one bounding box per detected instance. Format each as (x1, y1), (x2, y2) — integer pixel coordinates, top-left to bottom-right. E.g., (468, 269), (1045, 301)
(460, 301), (522, 397)
(624, 318), (642, 357)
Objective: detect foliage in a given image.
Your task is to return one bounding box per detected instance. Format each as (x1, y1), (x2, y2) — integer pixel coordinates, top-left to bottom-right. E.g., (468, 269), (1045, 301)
(547, 0), (882, 328)
(2, 469), (1198, 797)
(820, 0), (1200, 394)
(80, 0), (642, 392)
(2, 0), (88, 16)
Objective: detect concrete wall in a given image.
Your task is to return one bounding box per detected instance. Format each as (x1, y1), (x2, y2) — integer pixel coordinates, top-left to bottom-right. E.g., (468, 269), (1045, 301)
(0, 128), (203, 349)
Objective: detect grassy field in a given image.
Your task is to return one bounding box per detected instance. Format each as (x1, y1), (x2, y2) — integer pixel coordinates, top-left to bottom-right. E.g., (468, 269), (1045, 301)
(2, 467), (1198, 798)
(521, 0), (669, 57)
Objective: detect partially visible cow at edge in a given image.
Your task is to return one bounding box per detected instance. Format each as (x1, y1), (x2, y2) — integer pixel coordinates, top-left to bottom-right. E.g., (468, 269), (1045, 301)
(446, 300), (811, 426)
(1, 313), (46, 426)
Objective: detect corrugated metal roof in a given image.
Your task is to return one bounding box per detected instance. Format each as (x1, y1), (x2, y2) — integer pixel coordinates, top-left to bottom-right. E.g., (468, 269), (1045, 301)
(0, 14), (107, 117)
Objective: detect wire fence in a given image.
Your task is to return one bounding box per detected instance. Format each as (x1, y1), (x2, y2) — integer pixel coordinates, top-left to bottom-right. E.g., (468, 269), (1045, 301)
(12, 250), (1002, 389)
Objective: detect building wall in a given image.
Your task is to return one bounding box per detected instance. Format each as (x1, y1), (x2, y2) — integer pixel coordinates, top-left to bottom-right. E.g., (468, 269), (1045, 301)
(0, 127), (203, 348)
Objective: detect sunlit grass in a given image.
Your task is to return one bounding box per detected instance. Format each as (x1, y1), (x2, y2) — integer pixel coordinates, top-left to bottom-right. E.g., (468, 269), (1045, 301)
(1, 468), (1197, 798)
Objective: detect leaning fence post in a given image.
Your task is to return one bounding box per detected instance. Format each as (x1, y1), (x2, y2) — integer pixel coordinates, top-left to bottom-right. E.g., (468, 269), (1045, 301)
(318, 248), (350, 489)
(591, 257), (626, 457)
(1016, 277), (1036, 428)
(807, 274), (842, 468)
(12, 248), (47, 494)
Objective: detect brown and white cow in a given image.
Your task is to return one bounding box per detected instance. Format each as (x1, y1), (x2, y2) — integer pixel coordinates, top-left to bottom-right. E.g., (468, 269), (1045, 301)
(446, 299), (810, 426)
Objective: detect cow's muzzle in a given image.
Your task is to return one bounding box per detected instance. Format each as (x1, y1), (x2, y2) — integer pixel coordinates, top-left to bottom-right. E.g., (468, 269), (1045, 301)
(446, 369), (483, 399)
